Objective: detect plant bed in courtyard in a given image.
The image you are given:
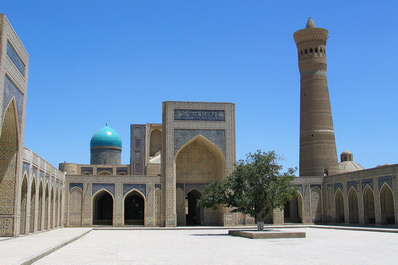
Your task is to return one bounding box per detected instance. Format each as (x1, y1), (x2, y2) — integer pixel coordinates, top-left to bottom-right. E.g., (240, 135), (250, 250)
(228, 230), (306, 239)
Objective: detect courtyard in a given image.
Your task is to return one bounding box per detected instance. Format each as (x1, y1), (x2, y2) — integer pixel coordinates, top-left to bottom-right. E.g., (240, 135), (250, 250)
(2, 226), (397, 264)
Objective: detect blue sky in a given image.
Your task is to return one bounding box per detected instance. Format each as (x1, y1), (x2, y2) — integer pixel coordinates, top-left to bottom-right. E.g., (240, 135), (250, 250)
(3, 1), (398, 171)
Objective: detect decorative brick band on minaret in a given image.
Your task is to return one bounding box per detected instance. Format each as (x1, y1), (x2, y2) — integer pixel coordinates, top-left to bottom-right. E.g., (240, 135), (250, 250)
(294, 18), (339, 177)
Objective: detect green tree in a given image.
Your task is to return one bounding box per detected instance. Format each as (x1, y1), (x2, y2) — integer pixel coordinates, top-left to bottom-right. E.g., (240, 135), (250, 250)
(198, 150), (297, 231)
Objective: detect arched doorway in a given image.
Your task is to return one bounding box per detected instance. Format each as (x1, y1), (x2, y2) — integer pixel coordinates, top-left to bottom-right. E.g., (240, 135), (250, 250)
(363, 186), (375, 224)
(44, 185), (49, 229)
(38, 182), (43, 231)
(186, 190), (203, 226)
(284, 192), (303, 223)
(30, 180), (36, 233)
(93, 190), (113, 225)
(124, 191), (145, 225)
(0, 102), (18, 236)
(335, 189), (344, 223)
(348, 188), (359, 224)
(20, 176), (28, 234)
(380, 184), (395, 224)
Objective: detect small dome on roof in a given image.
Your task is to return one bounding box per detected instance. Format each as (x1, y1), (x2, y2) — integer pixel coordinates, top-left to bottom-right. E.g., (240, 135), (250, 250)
(90, 126), (122, 148)
(339, 151), (363, 173)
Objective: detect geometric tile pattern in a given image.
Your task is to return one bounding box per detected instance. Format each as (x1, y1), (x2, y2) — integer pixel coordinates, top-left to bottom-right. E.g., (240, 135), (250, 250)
(123, 184), (146, 196)
(334, 182), (343, 192)
(3, 75), (23, 126)
(362, 178), (373, 190)
(92, 183), (115, 196)
(347, 180), (357, 191)
(6, 41), (25, 76)
(174, 109), (225, 121)
(174, 129), (226, 156)
(378, 175), (393, 190)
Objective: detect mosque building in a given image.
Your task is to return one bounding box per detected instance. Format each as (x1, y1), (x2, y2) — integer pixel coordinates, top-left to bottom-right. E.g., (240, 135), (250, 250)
(0, 14), (397, 237)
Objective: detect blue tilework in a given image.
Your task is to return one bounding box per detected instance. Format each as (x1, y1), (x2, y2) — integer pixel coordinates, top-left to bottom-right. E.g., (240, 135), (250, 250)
(123, 184), (146, 196)
(174, 129), (226, 155)
(6, 41), (25, 76)
(334, 182), (343, 192)
(310, 184), (321, 190)
(362, 178), (373, 190)
(4, 75), (23, 125)
(347, 180), (357, 191)
(155, 184), (162, 190)
(40, 171), (44, 179)
(174, 109), (225, 121)
(69, 183), (83, 191)
(296, 184), (303, 195)
(96, 168), (112, 174)
(92, 183), (115, 196)
(22, 162), (30, 175)
(378, 175), (393, 190)
(176, 183), (184, 190)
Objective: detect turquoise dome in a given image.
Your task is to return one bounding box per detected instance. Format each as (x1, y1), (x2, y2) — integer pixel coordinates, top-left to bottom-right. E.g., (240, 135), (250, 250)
(90, 126), (122, 148)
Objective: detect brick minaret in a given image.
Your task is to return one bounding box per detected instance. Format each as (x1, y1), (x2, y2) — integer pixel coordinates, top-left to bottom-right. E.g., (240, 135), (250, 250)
(294, 18), (339, 177)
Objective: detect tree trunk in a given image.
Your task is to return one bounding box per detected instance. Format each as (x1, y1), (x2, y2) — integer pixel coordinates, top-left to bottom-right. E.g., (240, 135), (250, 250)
(257, 221), (264, 231)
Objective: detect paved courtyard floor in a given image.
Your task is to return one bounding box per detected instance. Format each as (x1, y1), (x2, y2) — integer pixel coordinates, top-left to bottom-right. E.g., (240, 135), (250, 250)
(32, 227), (398, 265)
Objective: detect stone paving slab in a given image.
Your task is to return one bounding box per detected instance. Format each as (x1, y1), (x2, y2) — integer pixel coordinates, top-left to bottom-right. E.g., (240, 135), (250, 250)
(33, 227), (398, 265)
(0, 228), (91, 265)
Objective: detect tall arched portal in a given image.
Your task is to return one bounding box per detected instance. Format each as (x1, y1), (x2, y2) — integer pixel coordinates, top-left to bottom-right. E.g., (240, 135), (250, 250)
(0, 102), (18, 236)
(335, 189), (344, 223)
(380, 185), (395, 224)
(363, 186), (375, 224)
(284, 192), (303, 223)
(186, 190), (203, 226)
(348, 188), (359, 224)
(93, 190), (113, 225)
(175, 135), (225, 226)
(124, 191), (145, 225)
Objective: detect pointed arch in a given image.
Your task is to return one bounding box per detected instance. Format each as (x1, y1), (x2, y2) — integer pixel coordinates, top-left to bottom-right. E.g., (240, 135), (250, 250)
(186, 189), (204, 226)
(335, 189), (344, 223)
(310, 186), (322, 223)
(348, 187), (359, 224)
(54, 187), (59, 227)
(363, 185), (375, 224)
(69, 186), (82, 226)
(380, 184), (395, 224)
(44, 184), (49, 229)
(19, 174), (28, 234)
(29, 178), (36, 233)
(149, 129), (162, 157)
(50, 187), (54, 228)
(123, 189), (145, 225)
(38, 181), (43, 231)
(98, 171), (111, 175)
(0, 100), (19, 236)
(92, 189), (114, 225)
(284, 191), (303, 223)
(175, 135), (225, 226)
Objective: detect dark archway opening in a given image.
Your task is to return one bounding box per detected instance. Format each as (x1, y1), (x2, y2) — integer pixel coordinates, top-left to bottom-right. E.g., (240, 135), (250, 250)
(380, 185), (395, 225)
(186, 190), (203, 226)
(335, 190), (345, 223)
(124, 191), (144, 225)
(93, 191), (113, 225)
(284, 195), (302, 223)
(363, 187), (375, 224)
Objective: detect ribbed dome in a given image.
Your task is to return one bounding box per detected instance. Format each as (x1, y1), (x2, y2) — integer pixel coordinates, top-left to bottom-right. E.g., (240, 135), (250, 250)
(90, 126), (122, 148)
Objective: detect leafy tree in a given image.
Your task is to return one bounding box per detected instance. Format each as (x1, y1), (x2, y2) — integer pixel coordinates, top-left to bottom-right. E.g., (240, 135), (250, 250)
(198, 150), (297, 231)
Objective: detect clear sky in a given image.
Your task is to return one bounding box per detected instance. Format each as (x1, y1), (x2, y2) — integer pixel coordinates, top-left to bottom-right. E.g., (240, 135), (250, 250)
(2, 0), (398, 172)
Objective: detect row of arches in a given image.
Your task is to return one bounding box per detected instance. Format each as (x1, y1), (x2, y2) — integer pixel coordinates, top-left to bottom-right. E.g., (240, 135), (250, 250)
(69, 188), (147, 226)
(19, 174), (64, 234)
(335, 184), (395, 225)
